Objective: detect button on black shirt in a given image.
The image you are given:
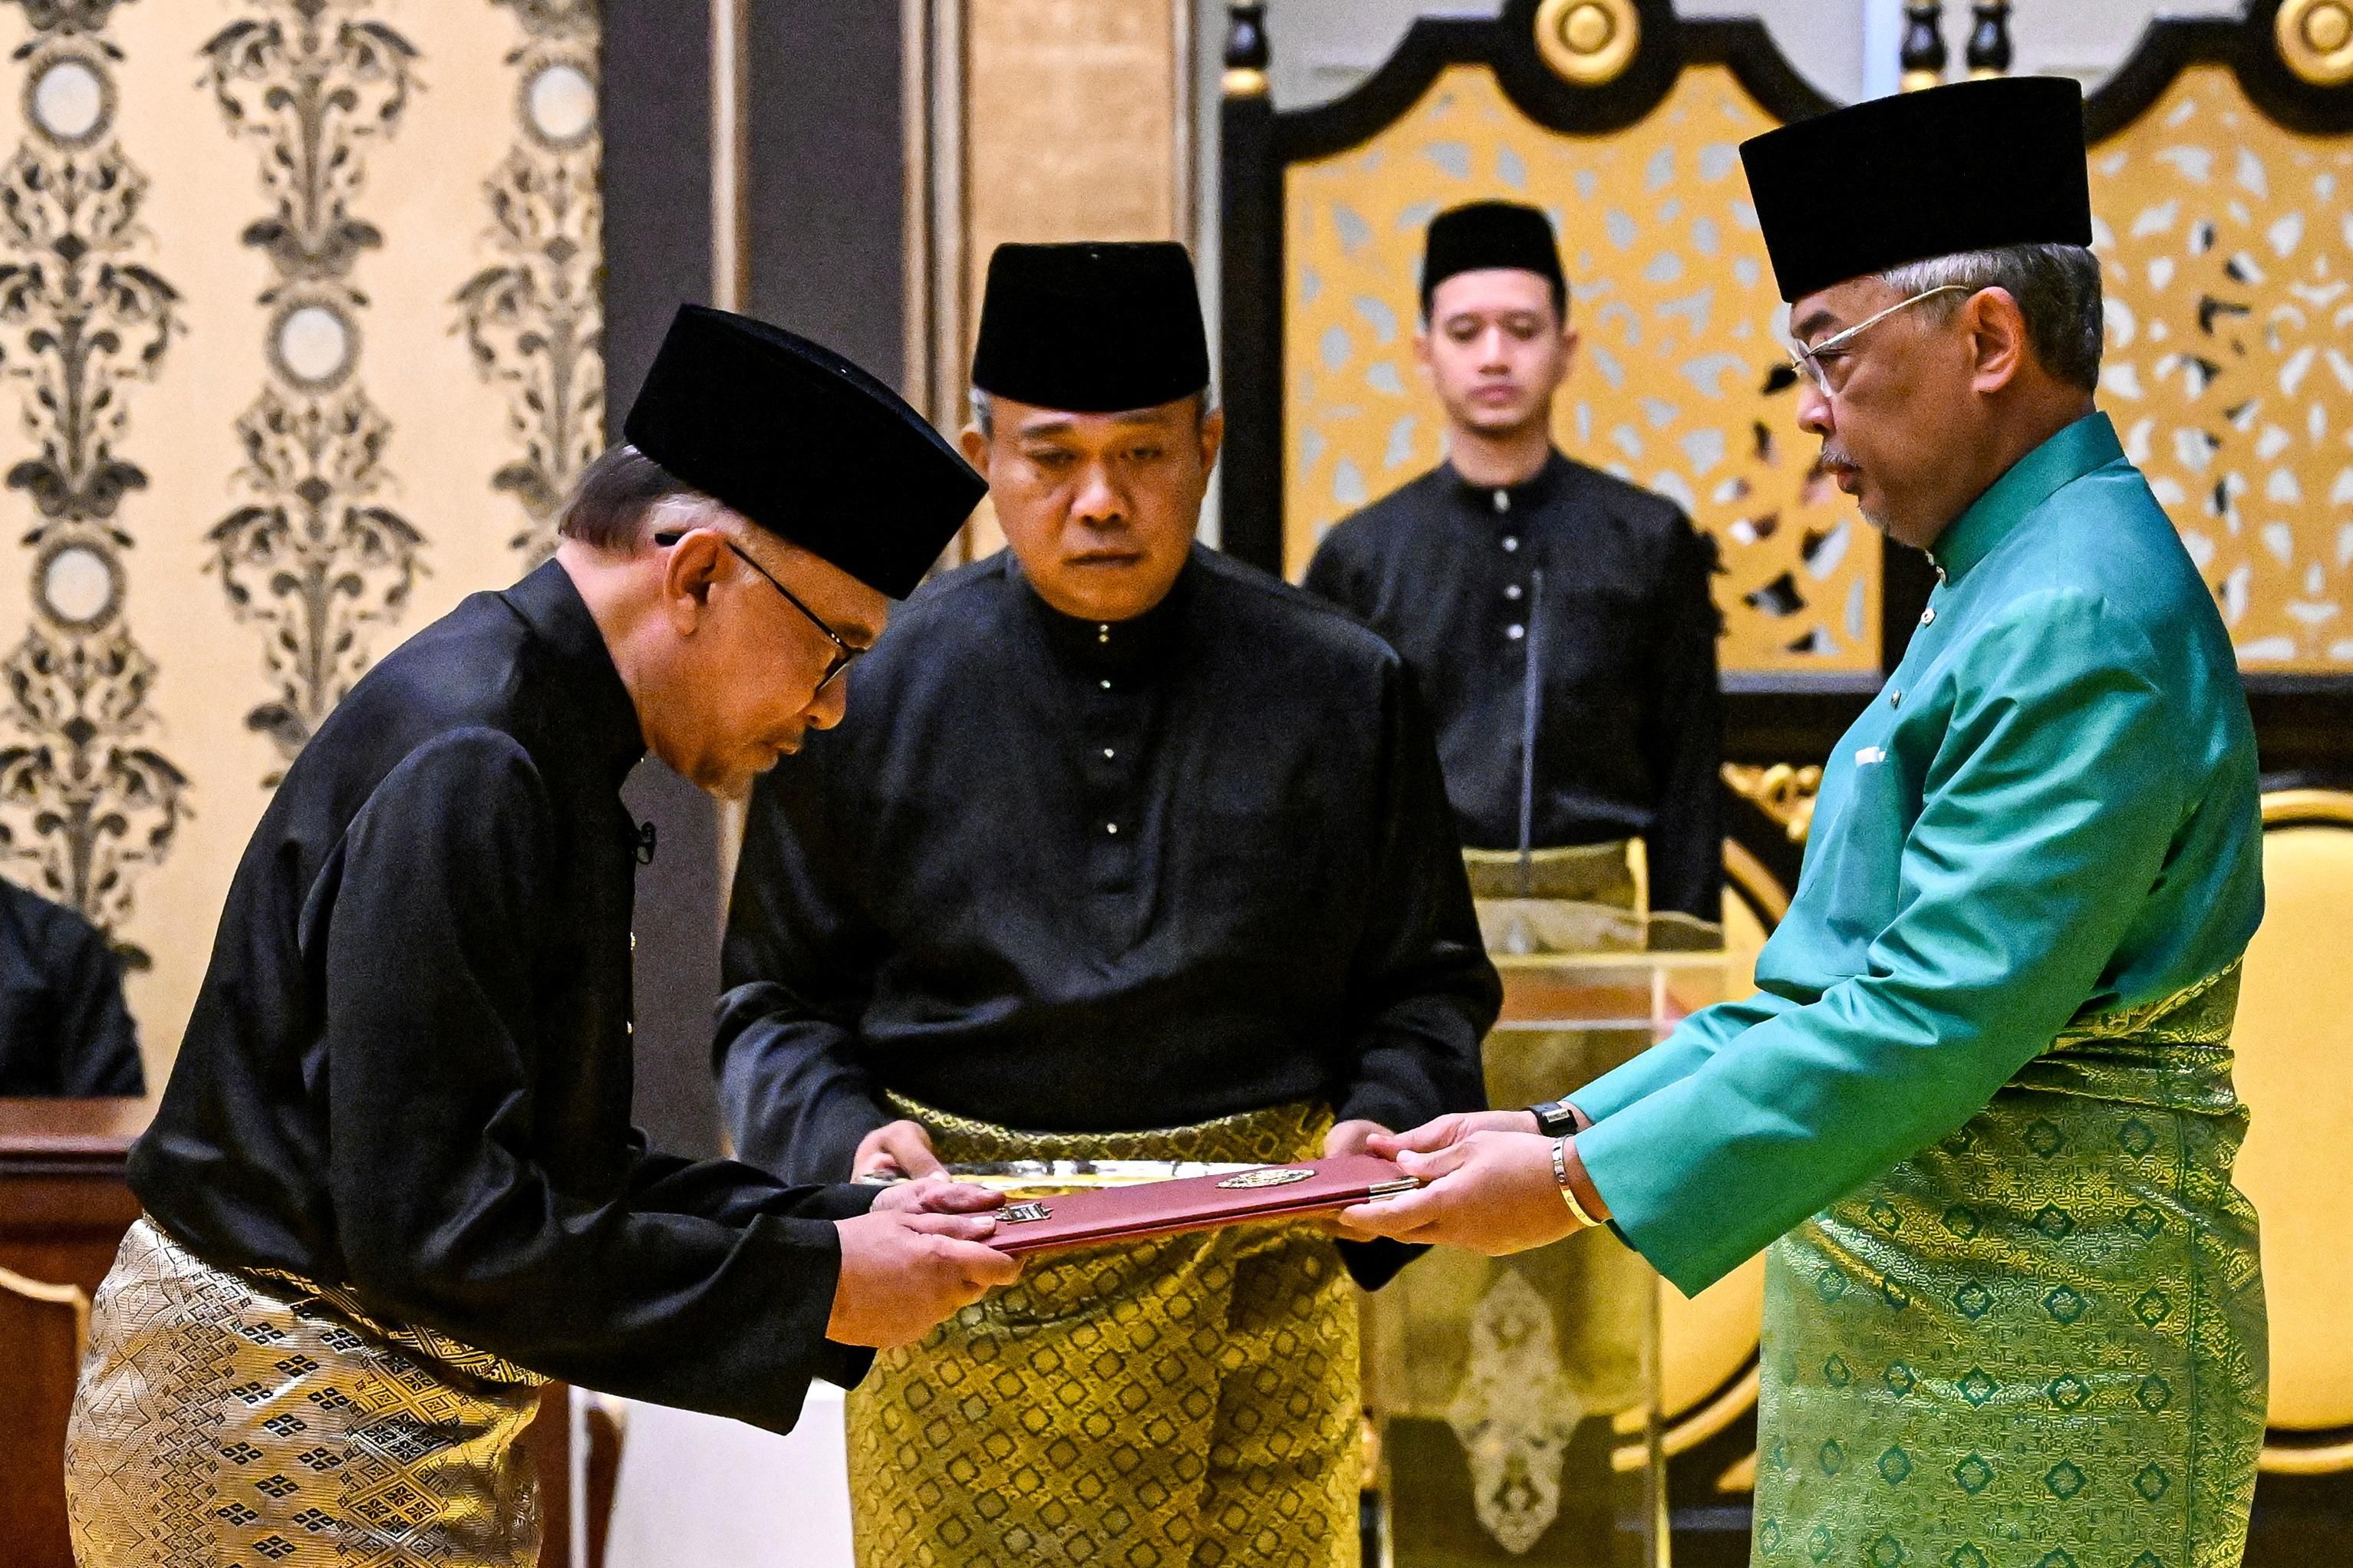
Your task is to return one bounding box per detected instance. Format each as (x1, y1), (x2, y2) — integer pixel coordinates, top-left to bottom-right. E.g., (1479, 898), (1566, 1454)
(132, 561), (871, 1434)
(716, 547), (1498, 1279)
(1305, 453), (1724, 921)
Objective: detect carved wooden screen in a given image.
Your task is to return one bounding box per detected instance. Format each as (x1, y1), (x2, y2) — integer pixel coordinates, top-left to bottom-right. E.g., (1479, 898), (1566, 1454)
(1221, 0), (2353, 769)
(2093, 65), (2353, 668)
(1280, 62), (1871, 672)
(0, 0), (602, 1079)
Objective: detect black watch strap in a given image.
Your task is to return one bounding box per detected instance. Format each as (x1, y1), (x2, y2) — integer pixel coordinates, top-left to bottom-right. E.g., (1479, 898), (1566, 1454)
(1527, 1098), (1582, 1138)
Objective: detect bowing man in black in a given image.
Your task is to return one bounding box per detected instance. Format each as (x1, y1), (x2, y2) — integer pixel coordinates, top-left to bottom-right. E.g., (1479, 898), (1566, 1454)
(717, 243), (1498, 1568)
(0, 877), (142, 1096)
(1306, 201), (1725, 939)
(68, 309), (1017, 1568)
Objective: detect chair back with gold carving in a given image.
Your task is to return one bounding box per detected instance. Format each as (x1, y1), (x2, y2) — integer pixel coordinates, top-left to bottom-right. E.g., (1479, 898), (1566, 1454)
(2239, 789), (2353, 1477)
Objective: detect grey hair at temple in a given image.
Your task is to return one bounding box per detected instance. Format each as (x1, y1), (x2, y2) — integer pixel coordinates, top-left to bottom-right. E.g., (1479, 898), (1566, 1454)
(1875, 242), (2104, 393)
(967, 387), (1221, 440)
(557, 444), (727, 550)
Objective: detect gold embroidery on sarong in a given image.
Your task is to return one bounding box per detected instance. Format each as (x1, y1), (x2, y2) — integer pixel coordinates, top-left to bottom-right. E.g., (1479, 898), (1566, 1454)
(1755, 962), (2266, 1568)
(65, 1217), (544, 1568)
(847, 1098), (1362, 1568)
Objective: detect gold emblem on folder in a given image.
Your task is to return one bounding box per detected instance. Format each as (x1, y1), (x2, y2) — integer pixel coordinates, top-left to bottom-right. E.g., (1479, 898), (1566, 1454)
(1217, 1168), (1315, 1190)
(1001, 1201), (1053, 1223)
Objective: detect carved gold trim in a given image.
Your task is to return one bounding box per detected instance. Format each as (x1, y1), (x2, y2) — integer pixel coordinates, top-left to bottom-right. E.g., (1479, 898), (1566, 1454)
(1222, 66), (1268, 97)
(1723, 835), (1792, 924)
(0, 1264), (91, 1362)
(1666, 1363), (1762, 1460)
(1533, 0), (1640, 87)
(1900, 68), (1943, 91)
(1722, 763), (1824, 845)
(2262, 787), (2353, 828)
(2277, 0), (2353, 87)
(2263, 1434), (2353, 1475)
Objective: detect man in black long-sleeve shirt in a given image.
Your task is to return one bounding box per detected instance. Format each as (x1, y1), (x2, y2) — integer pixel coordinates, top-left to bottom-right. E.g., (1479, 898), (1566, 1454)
(1306, 200), (1724, 936)
(0, 878), (142, 1096)
(717, 242), (1498, 1568)
(65, 308), (1014, 1568)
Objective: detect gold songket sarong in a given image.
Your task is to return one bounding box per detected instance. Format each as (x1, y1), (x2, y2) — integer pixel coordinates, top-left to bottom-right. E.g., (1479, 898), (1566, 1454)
(65, 1216), (545, 1568)
(846, 1097), (1362, 1568)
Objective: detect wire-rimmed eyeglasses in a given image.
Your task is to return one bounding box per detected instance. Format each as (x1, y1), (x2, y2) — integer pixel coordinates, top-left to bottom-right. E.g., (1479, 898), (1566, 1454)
(1786, 284), (1972, 394)
(652, 530), (864, 693)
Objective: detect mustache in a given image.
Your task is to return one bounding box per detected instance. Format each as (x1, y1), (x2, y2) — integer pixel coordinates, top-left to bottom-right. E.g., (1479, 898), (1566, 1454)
(1817, 444), (1858, 472)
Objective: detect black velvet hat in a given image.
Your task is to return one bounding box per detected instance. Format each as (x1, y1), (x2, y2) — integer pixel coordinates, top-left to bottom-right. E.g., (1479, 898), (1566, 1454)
(1739, 77), (2092, 305)
(1421, 201), (1566, 314)
(623, 305), (984, 600)
(971, 242), (1211, 413)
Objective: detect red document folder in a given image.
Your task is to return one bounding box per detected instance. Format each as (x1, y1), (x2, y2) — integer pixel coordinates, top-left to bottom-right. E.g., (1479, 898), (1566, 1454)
(983, 1154), (1420, 1257)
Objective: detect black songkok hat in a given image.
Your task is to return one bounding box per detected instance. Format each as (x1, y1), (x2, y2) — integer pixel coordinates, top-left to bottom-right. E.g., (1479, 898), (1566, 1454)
(1421, 201), (1566, 314)
(623, 305), (984, 601)
(1739, 77), (2093, 305)
(971, 242), (1211, 413)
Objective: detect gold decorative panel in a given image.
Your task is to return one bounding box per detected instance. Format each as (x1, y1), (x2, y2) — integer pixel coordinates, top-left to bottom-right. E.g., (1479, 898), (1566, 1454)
(1283, 64), (1877, 674)
(0, 0), (602, 1084)
(2093, 66), (2353, 671)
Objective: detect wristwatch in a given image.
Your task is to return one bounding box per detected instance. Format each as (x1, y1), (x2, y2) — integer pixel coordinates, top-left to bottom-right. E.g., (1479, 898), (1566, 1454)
(1527, 1098), (1583, 1138)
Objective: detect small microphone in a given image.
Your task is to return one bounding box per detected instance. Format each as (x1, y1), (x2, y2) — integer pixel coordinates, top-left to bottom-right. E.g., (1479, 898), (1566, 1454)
(634, 820), (657, 865)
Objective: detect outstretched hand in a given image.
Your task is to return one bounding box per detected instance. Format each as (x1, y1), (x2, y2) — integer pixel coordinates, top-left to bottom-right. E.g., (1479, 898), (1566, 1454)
(826, 1209), (1021, 1348)
(868, 1174), (1004, 1217)
(1363, 1108), (1541, 1159)
(1334, 1129), (1586, 1257)
(852, 1119), (947, 1181)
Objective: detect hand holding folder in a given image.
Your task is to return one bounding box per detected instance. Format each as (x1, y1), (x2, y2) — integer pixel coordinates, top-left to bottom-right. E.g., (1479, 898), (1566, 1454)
(978, 1154), (1422, 1257)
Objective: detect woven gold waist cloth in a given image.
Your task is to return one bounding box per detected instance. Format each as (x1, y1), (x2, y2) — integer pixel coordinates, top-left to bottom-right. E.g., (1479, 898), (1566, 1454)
(65, 1215), (545, 1568)
(848, 1095), (1361, 1568)
(1755, 964), (2267, 1568)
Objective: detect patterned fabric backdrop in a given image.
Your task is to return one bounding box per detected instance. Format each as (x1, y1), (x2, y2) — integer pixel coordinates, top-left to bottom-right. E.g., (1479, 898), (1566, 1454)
(0, 0), (603, 1082)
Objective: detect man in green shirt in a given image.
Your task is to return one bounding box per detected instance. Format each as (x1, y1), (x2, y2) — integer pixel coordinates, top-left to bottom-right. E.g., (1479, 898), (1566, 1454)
(1341, 77), (2267, 1566)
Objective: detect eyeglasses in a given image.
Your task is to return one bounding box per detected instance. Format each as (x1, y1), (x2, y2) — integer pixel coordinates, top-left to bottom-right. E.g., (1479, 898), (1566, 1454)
(1786, 285), (1972, 394)
(653, 531), (865, 693)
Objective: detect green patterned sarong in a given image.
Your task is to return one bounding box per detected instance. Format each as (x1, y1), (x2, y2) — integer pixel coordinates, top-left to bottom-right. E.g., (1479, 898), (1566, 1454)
(1755, 965), (2266, 1568)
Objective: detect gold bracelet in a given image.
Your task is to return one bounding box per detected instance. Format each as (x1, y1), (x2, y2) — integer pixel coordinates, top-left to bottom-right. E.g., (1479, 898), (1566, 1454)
(1552, 1136), (1602, 1229)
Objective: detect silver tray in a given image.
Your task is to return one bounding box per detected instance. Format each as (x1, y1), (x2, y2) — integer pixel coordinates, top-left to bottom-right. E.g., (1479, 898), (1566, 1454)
(858, 1159), (1267, 1193)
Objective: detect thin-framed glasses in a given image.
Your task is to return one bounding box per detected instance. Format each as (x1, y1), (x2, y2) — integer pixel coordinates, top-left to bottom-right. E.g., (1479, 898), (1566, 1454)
(652, 530), (864, 693)
(1787, 284), (1972, 394)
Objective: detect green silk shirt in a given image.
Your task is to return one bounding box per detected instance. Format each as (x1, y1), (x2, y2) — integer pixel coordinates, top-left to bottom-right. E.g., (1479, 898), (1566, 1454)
(1573, 413), (2264, 1297)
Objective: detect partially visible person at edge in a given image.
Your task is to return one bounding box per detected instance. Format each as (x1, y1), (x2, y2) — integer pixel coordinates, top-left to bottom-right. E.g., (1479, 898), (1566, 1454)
(64, 305), (1020, 1568)
(1306, 199), (1723, 944)
(716, 241), (1498, 1568)
(1341, 77), (2267, 1567)
(0, 875), (143, 1095)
